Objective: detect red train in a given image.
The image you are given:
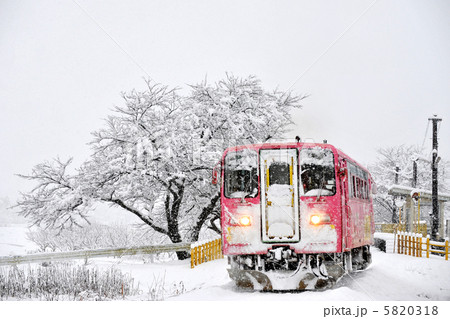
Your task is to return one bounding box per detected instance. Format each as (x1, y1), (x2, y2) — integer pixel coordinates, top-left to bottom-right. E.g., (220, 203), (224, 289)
(214, 141), (375, 290)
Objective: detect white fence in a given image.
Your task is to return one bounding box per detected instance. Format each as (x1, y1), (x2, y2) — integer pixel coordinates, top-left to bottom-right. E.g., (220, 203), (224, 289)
(0, 243), (191, 266)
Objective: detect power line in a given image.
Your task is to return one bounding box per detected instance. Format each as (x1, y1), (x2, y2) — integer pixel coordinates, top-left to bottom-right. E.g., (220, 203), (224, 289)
(421, 120), (430, 150)
(285, 0), (378, 92)
(72, 0), (154, 81)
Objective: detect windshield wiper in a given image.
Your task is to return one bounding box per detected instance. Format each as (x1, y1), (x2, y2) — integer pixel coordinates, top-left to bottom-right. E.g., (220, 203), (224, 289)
(316, 174), (325, 201)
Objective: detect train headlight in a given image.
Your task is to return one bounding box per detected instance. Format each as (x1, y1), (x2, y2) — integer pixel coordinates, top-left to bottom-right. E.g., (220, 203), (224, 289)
(310, 215), (321, 225)
(239, 215), (252, 226)
(310, 214), (331, 225)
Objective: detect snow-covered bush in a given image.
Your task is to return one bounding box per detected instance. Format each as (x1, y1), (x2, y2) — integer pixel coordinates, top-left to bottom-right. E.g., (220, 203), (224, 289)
(26, 223), (156, 252)
(0, 263), (139, 300)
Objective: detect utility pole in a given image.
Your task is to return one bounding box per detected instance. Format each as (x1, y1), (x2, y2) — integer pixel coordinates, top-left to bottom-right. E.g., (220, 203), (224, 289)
(429, 115), (442, 240)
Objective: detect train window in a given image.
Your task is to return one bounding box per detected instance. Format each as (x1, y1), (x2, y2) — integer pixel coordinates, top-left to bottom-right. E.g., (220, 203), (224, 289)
(269, 162), (290, 185)
(300, 147), (336, 196)
(363, 180), (368, 199)
(224, 149), (258, 198)
(347, 161), (370, 201)
(352, 176), (356, 198)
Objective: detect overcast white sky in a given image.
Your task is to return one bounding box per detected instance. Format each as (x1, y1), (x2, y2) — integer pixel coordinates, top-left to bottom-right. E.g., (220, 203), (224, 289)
(1, 0), (449, 201)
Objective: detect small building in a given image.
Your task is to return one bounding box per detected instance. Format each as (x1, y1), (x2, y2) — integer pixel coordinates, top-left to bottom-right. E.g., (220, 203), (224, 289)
(388, 185), (450, 239)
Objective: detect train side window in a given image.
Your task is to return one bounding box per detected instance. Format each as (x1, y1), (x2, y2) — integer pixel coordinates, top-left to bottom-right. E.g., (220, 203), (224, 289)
(356, 178), (360, 198)
(349, 176), (353, 197)
(224, 149), (259, 198)
(362, 180), (365, 199)
(359, 178), (364, 199)
(364, 180), (368, 200)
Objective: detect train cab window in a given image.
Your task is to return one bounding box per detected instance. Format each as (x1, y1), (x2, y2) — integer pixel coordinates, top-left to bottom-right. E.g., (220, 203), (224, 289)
(269, 162), (290, 185)
(224, 149), (258, 198)
(300, 147), (336, 196)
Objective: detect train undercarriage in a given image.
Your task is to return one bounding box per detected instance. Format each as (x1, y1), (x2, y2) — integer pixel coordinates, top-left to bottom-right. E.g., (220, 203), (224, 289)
(227, 245), (372, 291)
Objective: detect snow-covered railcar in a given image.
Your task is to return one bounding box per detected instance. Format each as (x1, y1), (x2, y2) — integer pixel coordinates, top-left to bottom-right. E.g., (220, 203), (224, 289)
(215, 142), (375, 290)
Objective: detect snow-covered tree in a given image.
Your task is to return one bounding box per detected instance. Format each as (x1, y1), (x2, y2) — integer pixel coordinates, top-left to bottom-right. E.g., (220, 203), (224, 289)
(16, 75), (305, 259)
(369, 144), (450, 223)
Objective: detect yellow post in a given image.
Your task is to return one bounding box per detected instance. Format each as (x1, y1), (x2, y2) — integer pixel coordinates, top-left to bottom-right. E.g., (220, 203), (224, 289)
(408, 235), (411, 256)
(217, 239), (220, 259)
(289, 157), (293, 185)
(201, 243), (206, 263)
(414, 236), (418, 257)
(196, 246), (200, 265)
(196, 246), (199, 266)
(445, 239), (449, 261)
(404, 233), (407, 255)
(216, 239), (220, 259)
(207, 241), (211, 261)
(405, 235), (408, 255)
(397, 233), (401, 254)
(208, 241), (212, 261)
(191, 246), (194, 268)
(419, 235), (423, 258)
(416, 236), (420, 257)
(400, 233), (403, 255)
(426, 236), (430, 258)
(414, 235), (418, 257)
(265, 160), (269, 189)
(209, 241), (213, 260)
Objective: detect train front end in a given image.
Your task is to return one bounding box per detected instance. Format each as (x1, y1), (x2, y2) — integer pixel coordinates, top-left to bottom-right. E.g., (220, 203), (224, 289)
(220, 143), (348, 291)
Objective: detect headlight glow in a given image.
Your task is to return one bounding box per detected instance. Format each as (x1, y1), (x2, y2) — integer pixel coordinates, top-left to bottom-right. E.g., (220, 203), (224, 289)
(310, 215), (321, 225)
(239, 215), (252, 226)
(310, 213), (330, 225)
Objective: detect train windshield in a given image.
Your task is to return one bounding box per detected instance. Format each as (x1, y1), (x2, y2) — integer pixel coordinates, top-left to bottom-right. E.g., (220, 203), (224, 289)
(300, 147), (336, 196)
(224, 149), (258, 198)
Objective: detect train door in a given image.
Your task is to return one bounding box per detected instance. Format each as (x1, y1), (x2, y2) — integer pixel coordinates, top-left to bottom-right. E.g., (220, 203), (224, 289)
(260, 148), (299, 242)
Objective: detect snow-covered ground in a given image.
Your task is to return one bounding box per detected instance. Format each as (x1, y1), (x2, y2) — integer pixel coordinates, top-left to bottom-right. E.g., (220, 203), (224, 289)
(111, 248), (450, 301)
(0, 225), (38, 256)
(1, 226), (449, 301)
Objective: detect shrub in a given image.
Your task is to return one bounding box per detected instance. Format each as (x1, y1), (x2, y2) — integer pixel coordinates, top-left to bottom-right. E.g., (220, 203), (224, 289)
(27, 223), (158, 252)
(0, 263), (139, 300)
